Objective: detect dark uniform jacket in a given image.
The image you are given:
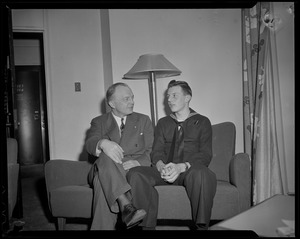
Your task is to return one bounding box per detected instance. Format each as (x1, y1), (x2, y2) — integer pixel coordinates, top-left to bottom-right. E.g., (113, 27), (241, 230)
(151, 108), (212, 167)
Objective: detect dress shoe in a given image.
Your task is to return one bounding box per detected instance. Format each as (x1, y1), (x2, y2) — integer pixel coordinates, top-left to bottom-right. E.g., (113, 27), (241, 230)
(142, 226), (156, 230)
(196, 223), (208, 230)
(122, 204), (146, 229)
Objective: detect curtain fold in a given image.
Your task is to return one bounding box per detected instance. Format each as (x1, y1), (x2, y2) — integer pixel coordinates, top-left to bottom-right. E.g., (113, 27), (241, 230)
(242, 2), (288, 205)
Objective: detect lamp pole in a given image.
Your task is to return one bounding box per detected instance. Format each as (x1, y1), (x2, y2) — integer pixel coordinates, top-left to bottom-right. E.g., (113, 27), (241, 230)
(123, 54), (181, 127)
(148, 71), (158, 127)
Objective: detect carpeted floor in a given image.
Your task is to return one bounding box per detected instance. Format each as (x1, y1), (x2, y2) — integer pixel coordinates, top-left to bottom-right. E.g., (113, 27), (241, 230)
(8, 164), (221, 233)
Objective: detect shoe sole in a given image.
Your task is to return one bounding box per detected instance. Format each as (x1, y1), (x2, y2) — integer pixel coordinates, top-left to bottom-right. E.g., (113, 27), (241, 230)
(126, 210), (147, 229)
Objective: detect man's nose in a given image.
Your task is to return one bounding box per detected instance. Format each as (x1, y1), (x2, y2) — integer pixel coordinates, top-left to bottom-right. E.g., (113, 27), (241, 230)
(129, 98), (134, 104)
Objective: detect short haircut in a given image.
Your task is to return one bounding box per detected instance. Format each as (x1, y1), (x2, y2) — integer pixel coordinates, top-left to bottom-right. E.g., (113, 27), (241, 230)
(168, 80), (192, 96)
(106, 82), (129, 103)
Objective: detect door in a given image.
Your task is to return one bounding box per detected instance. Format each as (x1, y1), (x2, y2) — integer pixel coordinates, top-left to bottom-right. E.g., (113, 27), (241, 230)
(15, 66), (44, 165)
(13, 33), (49, 165)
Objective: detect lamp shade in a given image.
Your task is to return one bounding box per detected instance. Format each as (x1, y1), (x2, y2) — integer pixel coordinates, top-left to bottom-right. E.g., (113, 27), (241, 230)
(123, 54), (181, 79)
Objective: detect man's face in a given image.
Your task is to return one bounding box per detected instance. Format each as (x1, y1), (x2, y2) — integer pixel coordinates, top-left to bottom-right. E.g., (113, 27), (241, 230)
(167, 85), (190, 113)
(110, 85), (134, 117)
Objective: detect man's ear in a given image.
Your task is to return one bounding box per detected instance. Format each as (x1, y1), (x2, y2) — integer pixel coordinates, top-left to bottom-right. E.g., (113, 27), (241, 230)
(185, 95), (192, 103)
(108, 100), (115, 109)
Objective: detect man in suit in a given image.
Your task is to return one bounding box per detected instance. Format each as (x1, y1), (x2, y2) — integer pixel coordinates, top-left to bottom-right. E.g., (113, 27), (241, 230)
(85, 82), (153, 230)
(127, 80), (217, 230)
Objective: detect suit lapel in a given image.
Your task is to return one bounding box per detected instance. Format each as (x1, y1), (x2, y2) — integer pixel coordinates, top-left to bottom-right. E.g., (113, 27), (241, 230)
(106, 112), (121, 143)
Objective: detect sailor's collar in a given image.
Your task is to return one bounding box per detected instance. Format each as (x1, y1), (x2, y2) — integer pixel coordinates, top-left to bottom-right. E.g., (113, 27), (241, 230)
(170, 108), (198, 123)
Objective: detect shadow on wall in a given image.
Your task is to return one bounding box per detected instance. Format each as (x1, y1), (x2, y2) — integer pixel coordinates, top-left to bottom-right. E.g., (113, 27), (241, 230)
(163, 89), (172, 116)
(77, 98), (107, 162)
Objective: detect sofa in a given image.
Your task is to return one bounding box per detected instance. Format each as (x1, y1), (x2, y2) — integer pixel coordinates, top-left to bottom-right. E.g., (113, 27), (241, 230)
(45, 121), (251, 230)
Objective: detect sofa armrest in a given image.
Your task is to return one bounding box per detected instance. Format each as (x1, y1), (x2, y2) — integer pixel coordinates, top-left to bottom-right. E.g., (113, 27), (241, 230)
(8, 163), (19, 218)
(7, 138), (18, 164)
(44, 159), (92, 193)
(229, 153), (251, 212)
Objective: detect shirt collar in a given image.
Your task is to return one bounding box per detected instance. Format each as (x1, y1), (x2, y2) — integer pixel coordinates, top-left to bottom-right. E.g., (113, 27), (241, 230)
(111, 112), (127, 126)
(170, 108), (198, 123)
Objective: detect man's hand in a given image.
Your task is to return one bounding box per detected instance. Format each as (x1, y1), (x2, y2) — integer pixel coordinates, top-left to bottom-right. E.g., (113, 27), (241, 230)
(156, 160), (166, 174)
(161, 163), (184, 183)
(99, 139), (124, 164)
(122, 160), (140, 171)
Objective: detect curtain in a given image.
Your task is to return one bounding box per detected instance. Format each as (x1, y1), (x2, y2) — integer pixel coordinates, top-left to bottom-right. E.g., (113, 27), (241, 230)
(242, 2), (288, 205)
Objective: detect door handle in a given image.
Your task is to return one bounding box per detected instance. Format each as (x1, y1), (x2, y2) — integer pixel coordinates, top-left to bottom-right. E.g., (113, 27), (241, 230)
(34, 111), (39, 120)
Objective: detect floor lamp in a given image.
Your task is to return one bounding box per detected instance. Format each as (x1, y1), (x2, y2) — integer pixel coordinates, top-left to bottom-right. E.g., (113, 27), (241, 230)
(123, 54), (181, 126)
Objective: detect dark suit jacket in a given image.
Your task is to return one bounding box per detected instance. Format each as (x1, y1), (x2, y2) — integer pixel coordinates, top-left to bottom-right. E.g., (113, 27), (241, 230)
(85, 111), (154, 166)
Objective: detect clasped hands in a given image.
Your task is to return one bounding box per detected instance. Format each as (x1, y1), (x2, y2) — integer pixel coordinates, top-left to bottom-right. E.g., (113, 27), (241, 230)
(99, 139), (140, 170)
(160, 163), (182, 183)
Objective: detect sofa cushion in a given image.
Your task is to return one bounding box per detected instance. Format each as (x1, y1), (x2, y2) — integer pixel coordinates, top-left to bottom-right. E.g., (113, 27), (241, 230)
(209, 122), (236, 182)
(50, 185), (93, 218)
(45, 160), (92, 193)
(155, 181), (240, 221)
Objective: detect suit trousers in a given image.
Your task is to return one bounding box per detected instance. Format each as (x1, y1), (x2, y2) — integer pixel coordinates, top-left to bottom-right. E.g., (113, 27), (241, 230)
(88, 153), (131, 230)
(126, 164), (217, 228)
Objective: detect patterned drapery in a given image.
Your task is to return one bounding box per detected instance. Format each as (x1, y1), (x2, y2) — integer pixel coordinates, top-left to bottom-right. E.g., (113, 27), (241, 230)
(242, 2), (288, 205)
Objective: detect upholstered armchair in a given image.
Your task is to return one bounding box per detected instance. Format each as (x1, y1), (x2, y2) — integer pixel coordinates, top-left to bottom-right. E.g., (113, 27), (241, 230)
(7, 138), (20, 219)
(45, 122), (251, 230)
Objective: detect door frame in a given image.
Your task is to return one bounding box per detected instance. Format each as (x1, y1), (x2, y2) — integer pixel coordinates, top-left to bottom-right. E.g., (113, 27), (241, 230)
(13, 32), (50, 164)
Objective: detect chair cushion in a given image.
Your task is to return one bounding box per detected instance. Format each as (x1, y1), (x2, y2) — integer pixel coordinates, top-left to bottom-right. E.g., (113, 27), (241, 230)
(50, 185), (93, 218)
(211, 181), (239, 219)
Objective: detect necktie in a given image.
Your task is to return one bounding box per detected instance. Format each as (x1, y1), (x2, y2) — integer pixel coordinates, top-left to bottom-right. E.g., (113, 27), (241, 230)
(177, 122), (184, 161)
(167, 121), (184, 163)
(120, 118), (125, 136)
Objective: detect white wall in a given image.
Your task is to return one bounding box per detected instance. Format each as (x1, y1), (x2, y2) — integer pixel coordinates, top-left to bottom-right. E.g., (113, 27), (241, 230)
(13, 9), (105, 161)
(45, 9), (105, 161)
(109, 9), (244, 153)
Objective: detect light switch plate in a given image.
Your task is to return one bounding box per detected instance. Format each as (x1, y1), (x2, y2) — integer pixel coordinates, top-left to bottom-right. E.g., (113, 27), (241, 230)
(75, 82), (81, 92)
